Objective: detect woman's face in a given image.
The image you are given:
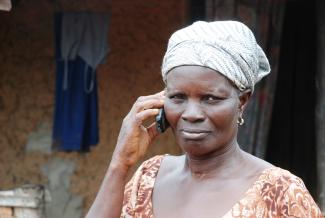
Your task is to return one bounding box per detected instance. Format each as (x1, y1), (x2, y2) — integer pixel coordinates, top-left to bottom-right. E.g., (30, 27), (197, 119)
(164, 65), (246, 157)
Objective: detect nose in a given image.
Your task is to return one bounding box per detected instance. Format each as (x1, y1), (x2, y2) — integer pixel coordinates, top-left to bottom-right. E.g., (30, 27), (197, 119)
(181, 101), (205, 123)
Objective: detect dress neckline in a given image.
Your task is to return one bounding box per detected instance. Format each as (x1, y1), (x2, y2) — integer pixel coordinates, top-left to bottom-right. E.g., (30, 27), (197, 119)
(150, 154), (278, 218)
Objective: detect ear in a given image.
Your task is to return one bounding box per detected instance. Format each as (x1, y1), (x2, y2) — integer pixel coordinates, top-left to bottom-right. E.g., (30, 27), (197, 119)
(238, 89), (252, 112)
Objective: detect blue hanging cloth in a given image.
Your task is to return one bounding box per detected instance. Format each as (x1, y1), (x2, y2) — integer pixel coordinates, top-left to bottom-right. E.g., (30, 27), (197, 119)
(53, 12), (109, 151)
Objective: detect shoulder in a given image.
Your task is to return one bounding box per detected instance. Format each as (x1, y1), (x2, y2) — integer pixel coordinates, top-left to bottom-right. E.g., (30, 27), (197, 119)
(232, 167), (323, 217)
(155, 154), (185, 178)
(159, 154), (184, 169)
(124, 155), (166, 190)
(130, 155), (166, 180)
(257, 167), (305, 200)
(258, 167), (311, 195)
(258, 167), (323, 217)
(121, 155), (166, 217)
(140, 155), (165, 171)
(259, 167), (302, 186)
(242, 151), (274, 172)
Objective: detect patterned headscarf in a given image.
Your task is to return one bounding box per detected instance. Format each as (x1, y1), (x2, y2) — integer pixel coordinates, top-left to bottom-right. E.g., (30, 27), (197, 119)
(161, 21), (271, 91)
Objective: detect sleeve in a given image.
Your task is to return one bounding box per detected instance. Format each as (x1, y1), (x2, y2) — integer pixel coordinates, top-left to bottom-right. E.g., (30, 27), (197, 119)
(280, 175), (324, 218)
(120, 155), (164, 218)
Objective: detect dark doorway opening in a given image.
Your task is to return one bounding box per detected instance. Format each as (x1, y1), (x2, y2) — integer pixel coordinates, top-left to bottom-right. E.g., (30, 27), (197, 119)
(189, 0), (206, 23)
(265, 0), (318, 199)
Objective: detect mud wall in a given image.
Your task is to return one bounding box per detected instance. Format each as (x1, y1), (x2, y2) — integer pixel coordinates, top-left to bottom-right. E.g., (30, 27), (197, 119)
(0, 0), (186, 215)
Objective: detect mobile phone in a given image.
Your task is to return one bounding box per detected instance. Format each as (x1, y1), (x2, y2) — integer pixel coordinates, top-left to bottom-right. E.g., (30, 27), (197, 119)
(156, 108), (170, 133)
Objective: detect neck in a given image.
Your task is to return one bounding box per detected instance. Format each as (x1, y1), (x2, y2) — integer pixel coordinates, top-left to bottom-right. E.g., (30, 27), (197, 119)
(183, 141), (245, 180)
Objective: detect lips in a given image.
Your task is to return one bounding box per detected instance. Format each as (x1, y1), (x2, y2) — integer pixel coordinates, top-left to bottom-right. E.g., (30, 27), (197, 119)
(180, 129), (211, 140)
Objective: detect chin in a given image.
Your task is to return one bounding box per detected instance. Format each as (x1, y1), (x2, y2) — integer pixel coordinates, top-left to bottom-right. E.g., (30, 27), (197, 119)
(178, 139), (219, 157)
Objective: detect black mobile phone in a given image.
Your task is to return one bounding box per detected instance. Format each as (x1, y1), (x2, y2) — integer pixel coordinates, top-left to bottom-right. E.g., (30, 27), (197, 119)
(156, 108), (170, 133)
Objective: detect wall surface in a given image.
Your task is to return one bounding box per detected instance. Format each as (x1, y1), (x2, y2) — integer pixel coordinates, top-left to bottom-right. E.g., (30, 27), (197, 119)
(0, 0), (186, 215)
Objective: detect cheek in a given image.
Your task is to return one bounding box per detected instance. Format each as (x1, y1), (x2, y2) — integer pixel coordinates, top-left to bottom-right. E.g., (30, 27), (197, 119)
(164, 100), (182, 129)
(206, 102), (238, 129)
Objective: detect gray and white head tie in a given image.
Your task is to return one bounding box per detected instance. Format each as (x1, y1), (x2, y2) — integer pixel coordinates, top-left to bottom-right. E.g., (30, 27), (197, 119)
(161, 21), (271, 91)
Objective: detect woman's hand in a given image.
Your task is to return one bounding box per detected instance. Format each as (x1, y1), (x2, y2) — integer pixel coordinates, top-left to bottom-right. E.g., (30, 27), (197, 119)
(86, 91), (165, 218)
(111, 91), (165, 170)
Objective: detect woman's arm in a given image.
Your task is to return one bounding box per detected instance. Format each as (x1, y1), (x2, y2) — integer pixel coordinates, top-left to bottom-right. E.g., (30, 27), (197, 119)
(85, 161), (129, 218)
(86, 91), (165, 218)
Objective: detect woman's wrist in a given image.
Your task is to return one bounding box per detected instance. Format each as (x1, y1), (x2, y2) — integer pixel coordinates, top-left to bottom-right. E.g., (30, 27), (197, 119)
(108, 158), (131, 178)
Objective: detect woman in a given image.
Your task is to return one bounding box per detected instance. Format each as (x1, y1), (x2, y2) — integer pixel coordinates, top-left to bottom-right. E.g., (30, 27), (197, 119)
(87, 21), (323, 217)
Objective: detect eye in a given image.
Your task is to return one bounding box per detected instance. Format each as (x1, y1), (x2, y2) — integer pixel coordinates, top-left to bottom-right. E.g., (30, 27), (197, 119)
(168, 93), (186, 103)
(202, 95), (223, 104)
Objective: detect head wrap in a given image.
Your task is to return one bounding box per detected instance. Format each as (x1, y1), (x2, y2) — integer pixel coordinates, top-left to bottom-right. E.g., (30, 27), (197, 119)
(161, 21), (271, 91)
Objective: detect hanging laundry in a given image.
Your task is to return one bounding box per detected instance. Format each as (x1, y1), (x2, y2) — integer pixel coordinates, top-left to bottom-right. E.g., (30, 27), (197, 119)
(0, 0), (11, 11)
(52, 12), (109, 151)
(60, 12), (109, 92)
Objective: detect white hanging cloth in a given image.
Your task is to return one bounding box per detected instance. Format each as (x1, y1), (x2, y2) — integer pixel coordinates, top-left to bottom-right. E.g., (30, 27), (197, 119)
(0, 0), (11, 11)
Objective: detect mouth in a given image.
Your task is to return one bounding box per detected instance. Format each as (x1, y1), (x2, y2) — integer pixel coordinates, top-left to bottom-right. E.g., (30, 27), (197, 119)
(180, 129), (211, 140)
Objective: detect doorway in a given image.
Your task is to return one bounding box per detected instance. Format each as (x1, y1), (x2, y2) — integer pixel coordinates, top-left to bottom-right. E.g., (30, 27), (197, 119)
(265, 0), (318, 199)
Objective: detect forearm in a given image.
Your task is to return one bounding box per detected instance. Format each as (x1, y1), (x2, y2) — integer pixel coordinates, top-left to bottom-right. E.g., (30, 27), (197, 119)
(86, 161), (130, 218)
(86, 92), (164, 217)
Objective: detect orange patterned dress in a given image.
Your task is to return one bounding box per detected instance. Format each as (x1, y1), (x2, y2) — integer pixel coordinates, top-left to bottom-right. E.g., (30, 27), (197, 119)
(121, 155), (324, 218)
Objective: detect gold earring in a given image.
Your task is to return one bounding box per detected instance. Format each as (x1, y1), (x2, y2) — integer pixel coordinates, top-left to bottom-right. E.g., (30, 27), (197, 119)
(237, 116), (244, 126)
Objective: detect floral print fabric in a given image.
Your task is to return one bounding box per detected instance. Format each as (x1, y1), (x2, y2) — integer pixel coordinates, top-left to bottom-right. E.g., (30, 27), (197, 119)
(121, 155), (324, 218)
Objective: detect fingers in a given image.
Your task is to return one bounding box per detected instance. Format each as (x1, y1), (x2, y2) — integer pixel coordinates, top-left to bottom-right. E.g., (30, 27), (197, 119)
(146, 122), (159, 139)
(124, 90), (165, 128)
(137, 90), (165, 101)
(135, 91), (165, 104)
(133, 98), (164, 113)
(132, 91), (165, 112)
(134, 108), (159, 125)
